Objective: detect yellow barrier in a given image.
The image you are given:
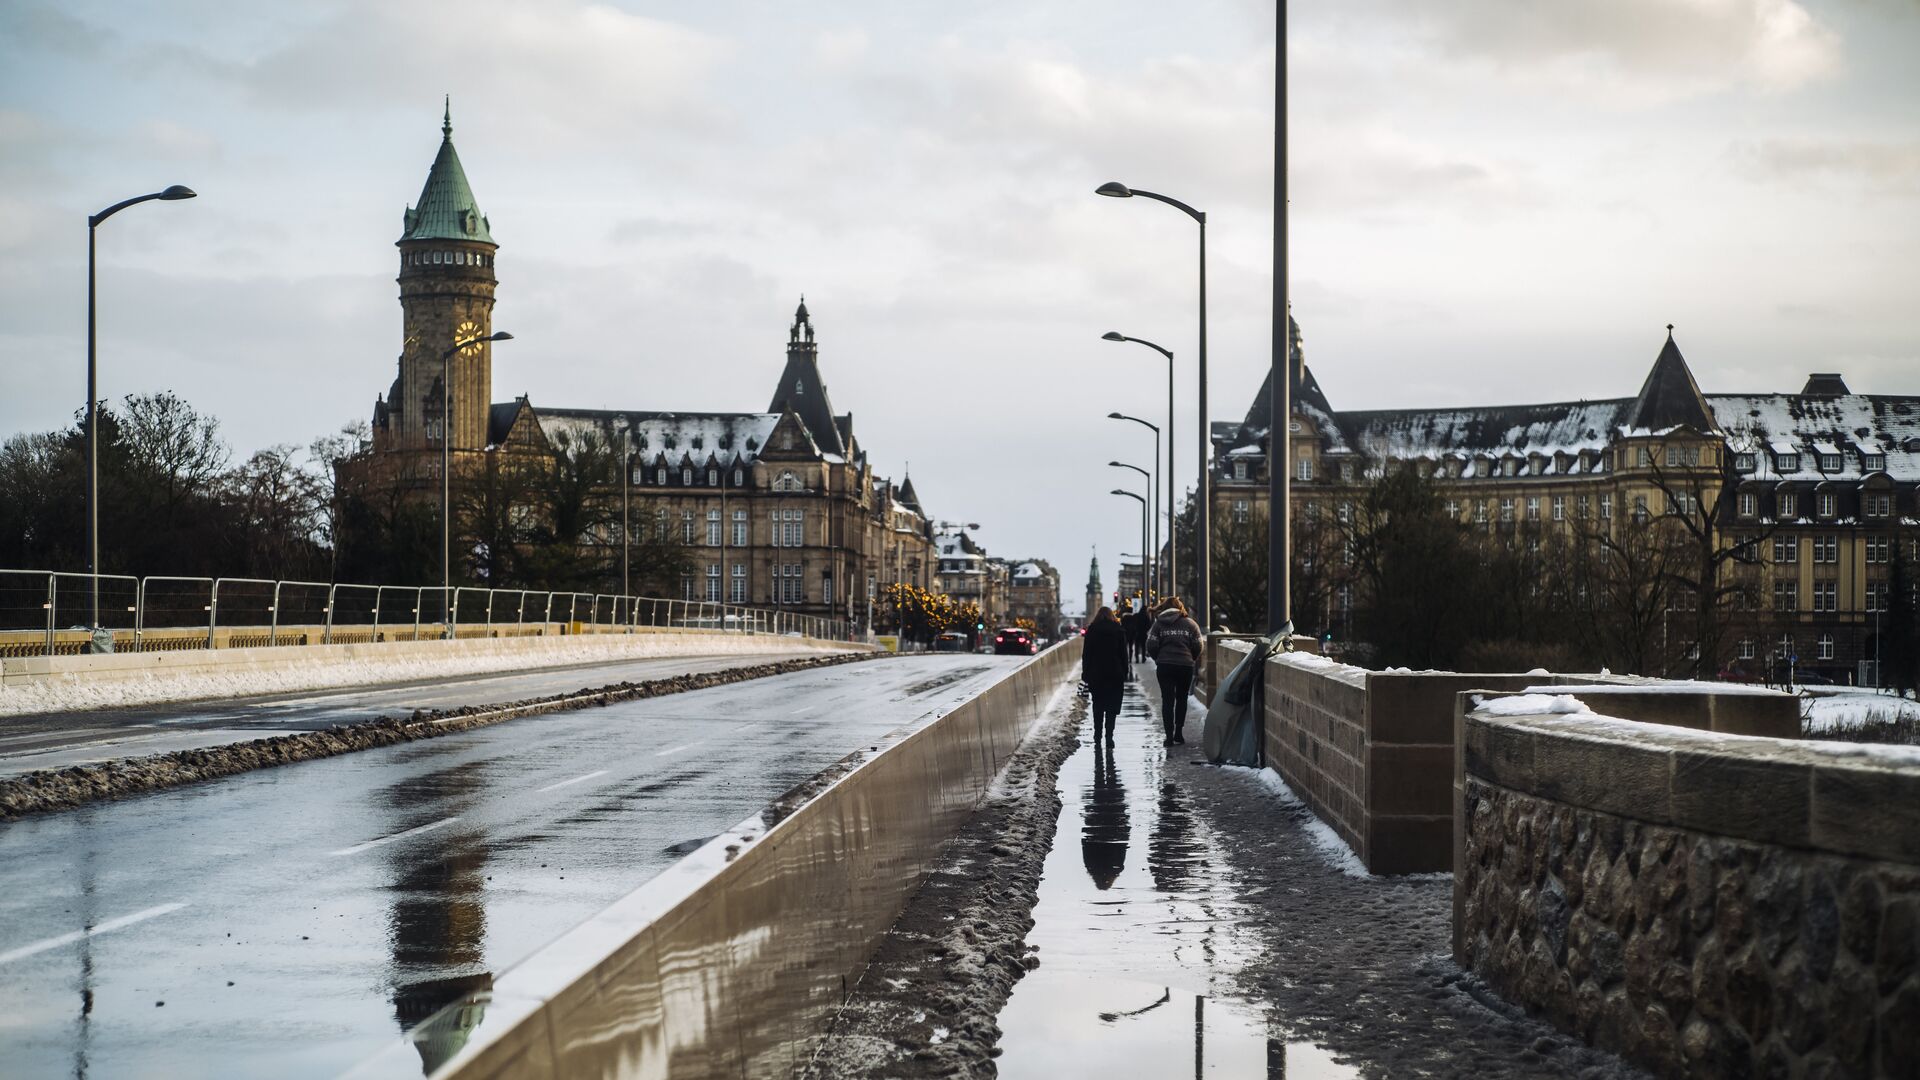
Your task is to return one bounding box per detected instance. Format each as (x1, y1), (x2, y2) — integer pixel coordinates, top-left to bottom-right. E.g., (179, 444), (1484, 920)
(346, 638), (1081, 1080)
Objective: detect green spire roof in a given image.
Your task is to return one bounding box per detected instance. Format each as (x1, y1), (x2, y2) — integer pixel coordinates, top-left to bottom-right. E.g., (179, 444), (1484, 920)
(399, 98), (494, 246)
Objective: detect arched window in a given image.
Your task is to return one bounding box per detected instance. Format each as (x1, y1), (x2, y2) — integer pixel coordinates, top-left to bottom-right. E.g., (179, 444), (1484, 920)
(776, 470), (801, 492)
(707, 468), (718, 485)
(733, 468), (743, 486)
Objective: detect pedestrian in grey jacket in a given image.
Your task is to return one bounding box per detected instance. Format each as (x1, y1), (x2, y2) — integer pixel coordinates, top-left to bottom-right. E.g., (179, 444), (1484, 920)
(1146, 597), (1204, 745)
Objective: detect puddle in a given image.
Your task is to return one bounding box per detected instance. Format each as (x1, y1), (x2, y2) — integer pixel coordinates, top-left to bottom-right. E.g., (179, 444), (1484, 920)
(994, 676), (1356, 1079)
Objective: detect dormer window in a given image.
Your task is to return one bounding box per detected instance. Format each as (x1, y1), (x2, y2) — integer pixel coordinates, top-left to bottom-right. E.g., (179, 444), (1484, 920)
(1233, 460), (1248, 481)
(794, 379), (804, 395)
(1776, 453), (1800, 471)
(1819, 453), (1843, 472)
(682, 467), (693, 485)
(733, 468), (744, 486)
(1863, 454), (1886, 472)
(1734, 453), (1756, 472)
(707, 468), (718, 485)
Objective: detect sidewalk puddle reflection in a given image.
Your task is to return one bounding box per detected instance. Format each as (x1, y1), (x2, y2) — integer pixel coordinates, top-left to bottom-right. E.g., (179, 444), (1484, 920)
(994, 674), (1355, 1078)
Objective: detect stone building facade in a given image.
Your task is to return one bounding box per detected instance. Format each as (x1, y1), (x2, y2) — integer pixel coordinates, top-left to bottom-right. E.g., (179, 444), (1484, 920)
(349, 108), (936, 626)
(1213, 322), (1920, 682)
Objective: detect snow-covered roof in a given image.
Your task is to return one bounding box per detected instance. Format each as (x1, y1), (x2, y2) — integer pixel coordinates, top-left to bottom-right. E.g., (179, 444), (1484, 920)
(534, 409), (783, 465)
(1342, 398), (1626, 461)
(1708, 393), (1920, 483)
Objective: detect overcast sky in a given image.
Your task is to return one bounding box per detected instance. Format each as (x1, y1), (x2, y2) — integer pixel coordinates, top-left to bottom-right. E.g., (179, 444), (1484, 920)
(3, 0), (1917, 592)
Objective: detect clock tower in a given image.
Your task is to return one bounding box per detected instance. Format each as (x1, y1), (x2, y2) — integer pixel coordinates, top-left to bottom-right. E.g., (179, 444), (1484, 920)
(390, 99), (499, 451)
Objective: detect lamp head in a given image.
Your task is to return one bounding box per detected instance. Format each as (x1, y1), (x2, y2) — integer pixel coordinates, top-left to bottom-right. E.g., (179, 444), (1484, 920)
(1101, 331), (1126, 342)
(1108, 461), (1122, 467)
(1095, 182), (1133, 199)
(1106, 411), (1125, 419)
(488, 331), (514, 342)
(158, 185), (196, 201)
(1110, 488), (1127, 496)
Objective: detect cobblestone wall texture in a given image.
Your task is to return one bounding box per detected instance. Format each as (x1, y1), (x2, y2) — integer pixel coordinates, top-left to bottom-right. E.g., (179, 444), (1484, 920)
(1461, 779), (1918, 1079)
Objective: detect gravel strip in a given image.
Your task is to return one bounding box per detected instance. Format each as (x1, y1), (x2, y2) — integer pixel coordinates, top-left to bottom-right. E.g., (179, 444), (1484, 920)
(804, 685), (1086, 1079)
(0, 651), (881, 822)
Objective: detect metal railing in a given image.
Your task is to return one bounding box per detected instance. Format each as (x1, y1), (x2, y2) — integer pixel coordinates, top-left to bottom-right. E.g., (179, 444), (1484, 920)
(0, 569), (851, 657)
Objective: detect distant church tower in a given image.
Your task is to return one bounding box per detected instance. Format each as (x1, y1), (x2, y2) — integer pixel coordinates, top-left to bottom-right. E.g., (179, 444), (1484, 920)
(1084, 552), (1102, 621)
(380, 99), (499, 452)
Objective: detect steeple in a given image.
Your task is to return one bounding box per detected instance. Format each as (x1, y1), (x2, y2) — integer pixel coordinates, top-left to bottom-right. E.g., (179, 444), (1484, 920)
(1625, 327), (1719, 434)
(400, 97), (494, 245)
(768, 296), (845, 456)
(896, 472), (922, 512)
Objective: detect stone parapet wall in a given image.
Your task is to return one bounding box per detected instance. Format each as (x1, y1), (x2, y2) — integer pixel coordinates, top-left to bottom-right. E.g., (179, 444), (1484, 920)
(1458, 704), (1920, 1078)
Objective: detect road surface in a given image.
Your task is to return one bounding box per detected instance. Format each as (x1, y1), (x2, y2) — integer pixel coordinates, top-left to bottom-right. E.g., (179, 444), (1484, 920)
(0, 653), (1023, 1078)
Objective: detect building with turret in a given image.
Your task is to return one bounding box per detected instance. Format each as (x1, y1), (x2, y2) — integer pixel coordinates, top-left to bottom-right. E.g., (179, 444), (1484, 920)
(1212, 320), (1920, 682)
(1084, 553), (1102, 622)
(346, 106), (938, 624)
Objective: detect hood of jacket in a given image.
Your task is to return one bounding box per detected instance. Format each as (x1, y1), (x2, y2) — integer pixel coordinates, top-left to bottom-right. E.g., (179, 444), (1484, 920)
(1155, 609), (1188, 626)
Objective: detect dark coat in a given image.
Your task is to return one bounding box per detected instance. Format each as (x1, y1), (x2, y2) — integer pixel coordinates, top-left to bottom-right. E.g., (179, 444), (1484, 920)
(1081, 619), (1130, 690)
(1146, 609), (1204, 668)
(1127, 610), (1150, 644)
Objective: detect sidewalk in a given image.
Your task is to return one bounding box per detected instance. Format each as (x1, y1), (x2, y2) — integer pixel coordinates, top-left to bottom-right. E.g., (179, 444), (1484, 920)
(990, 659), (1649, 1078)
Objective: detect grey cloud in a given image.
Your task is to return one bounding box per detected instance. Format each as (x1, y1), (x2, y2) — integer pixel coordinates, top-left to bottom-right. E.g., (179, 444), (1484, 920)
(1733, 137), (1920, 194)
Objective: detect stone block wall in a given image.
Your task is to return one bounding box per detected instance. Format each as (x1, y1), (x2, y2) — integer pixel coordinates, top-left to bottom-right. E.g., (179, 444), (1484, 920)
(1458, 705), (1920, 1078)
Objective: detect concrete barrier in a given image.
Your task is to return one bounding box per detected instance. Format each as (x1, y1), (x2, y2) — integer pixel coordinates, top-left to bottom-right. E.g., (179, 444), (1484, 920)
(0, 629), (865, 691)
(345, 638), (1082, 1080)
(1454, 694), (1920, 1079)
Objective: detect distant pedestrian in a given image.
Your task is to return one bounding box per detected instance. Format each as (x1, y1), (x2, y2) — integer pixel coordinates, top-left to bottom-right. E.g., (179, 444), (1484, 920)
(1127, 603), (1150, 662)
(1082, 606), (1129, 746)
(1146, 597), (1204, 746)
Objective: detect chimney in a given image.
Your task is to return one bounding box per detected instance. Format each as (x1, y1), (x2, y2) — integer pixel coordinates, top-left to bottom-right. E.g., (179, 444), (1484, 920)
(1800, 373), (1850, 397)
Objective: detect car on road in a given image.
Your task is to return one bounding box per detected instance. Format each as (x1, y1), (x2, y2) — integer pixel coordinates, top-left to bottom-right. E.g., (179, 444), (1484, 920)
(992, 627), (1036, 656)
(933, 631), (970, 652)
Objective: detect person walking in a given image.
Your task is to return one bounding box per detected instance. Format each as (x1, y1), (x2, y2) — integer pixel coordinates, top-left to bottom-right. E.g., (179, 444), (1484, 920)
(1127, 602), (1151, 662)
(1082, 606), (1129, 746)
(1145, 597), (1204, 746)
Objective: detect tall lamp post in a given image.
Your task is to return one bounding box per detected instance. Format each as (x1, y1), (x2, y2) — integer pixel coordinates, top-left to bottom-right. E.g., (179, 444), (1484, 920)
(1106, 410), (1162, 596)
(86, 184), (196, 644)
(440, 330), (513, 636)
(1109, 488), (1148, 611)
(1108, 461), (1154, 596)
(1096, 183), (1209, 626)
(1103, 333), (1177, 596)
(1270, 0), (1294, 639)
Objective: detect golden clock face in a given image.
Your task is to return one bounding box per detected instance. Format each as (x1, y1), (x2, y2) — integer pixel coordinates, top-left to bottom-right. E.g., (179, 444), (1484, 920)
(455, 321), (483, 356)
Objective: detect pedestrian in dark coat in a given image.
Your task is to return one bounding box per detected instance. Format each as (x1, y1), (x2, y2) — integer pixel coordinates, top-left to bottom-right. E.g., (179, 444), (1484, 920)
(1127, 604), (1151, 661)
(1145, 597), (1205, 745)
(1081, 606), (1130, 745)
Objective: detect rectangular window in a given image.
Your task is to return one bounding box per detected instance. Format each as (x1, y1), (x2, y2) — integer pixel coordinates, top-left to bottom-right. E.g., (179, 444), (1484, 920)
(1500, 498), (1515, 522)
(1817, 493), (1836, 518)
(1813, 581), (1838, 612)
(1868, 583), (1889, 612)
(681, 573), (695, 601)
(1774, 536), (1798, 563)
(1445, 500), (1459, 520)
(1778, 493), (1797, 518)
(1295, 458), (1311, 482)
(1738, 639), (1755, 660)
(822, 572), (832, 606)
(731, 564), (747, 603)
(1868, 536), (1891, 564)
(707, 510), (722, 546)
(1638, 447), (1652, 467)
(1665, 447), (1679, 467)
(1475, 502), (1488, 524)
(1599, 494), (1612, 520)
(682, 511), (694, 543)
(1864, 454), (1886, 472)
(1666, 492), (1693, 517)
(1233, 499), (1249, 523)
(1738, 492), (1757, 518)
(1551, 496), (1565, 521)
(1734, 453), (1756, 472)
(1820, 453), (1843, 472)
(1774, 581), (1797, 612)
(706, 564), (721, 602)
(1817, 633), (1835, 660)
(1526, 497), (1540, 521)
(1867, 493), (1892, 517)
(1777, 453), (1800, 472)
(1633, 495), (1649, 522)
(1577, 495), (1590, 518)
(1813, 535), (1838, 564)
(732, 509), (748, 546)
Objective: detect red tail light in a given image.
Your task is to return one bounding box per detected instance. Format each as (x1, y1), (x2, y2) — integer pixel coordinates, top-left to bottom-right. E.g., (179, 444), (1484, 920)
(995, 635), (1004, 643)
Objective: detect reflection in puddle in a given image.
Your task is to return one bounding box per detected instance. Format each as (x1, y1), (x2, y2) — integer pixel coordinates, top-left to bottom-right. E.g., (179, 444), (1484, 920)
(996, 676), (1356, 1078)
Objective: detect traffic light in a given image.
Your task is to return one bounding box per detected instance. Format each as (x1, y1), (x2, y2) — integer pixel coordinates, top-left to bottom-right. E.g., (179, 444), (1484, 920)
(975, 622), (985, 631)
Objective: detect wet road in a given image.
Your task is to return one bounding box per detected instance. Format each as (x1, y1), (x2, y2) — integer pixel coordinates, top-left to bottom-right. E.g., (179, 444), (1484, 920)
(0, 649), (826, 777)
(0, 654), (1016, 1078)
(994, 665), (1356, 1079)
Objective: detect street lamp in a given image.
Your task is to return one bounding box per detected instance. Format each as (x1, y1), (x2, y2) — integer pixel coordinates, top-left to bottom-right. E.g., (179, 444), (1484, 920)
(1106, 409), (1163, 597)
(1097, 183), (1208, 626)
(440, 330), (513, 637)
(1095, 180), (1208, 622)
(1270, 0), (1294, 639)
(1108, 461), (1154, 596)
(86, 184), (196, 646)
(1109, 488), (1148, 613)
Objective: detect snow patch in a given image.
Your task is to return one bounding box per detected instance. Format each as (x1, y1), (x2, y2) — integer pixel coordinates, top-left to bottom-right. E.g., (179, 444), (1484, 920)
(1250, 767), (1448, 882)
(1470, 693), (1592, 717)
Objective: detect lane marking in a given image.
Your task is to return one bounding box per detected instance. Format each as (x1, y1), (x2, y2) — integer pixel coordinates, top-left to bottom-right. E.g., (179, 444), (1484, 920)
(791, 706), (814, 716)
(0, 903), (189, 967)
(654, 743), (694, 757)
(328, 816), (460, 857)
(535, 770), (608, 794)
